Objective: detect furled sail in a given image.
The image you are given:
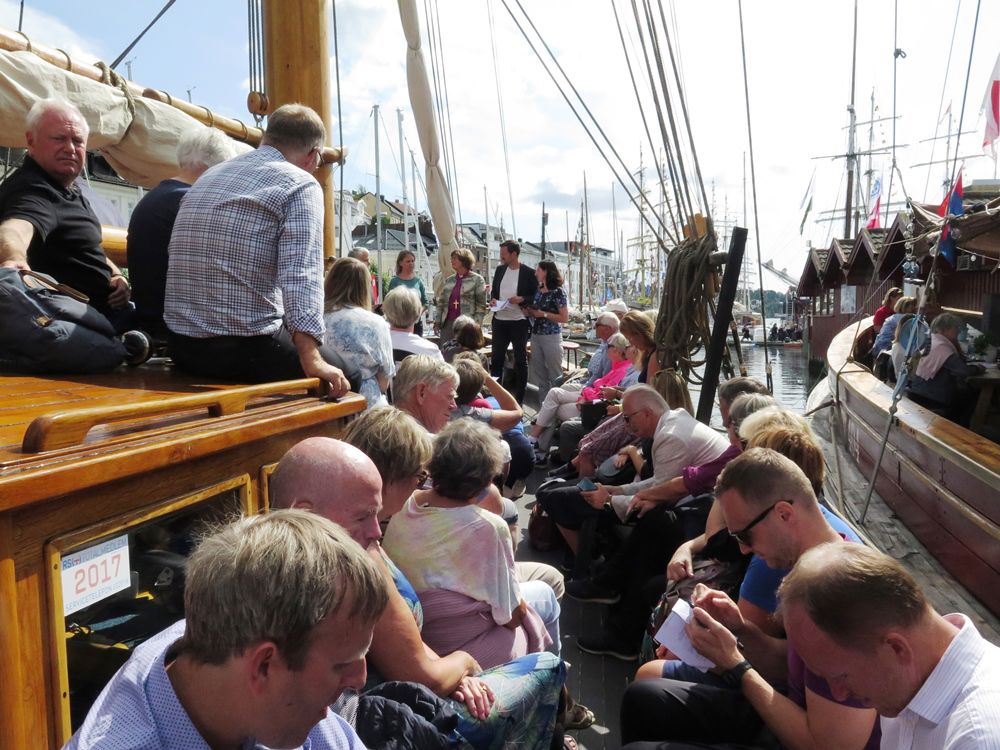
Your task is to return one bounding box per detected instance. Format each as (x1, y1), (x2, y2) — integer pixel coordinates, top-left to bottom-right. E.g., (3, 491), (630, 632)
(0, 50), (250, 188)
(397, 0), (457, 276)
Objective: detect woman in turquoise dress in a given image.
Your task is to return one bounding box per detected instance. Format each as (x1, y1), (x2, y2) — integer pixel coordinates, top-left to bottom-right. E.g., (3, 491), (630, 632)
(388, 249), (429, 335)
(343, 407), (566, 750)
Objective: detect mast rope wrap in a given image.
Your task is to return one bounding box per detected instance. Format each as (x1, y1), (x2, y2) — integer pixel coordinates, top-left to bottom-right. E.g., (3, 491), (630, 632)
(94, 60), (136, 139)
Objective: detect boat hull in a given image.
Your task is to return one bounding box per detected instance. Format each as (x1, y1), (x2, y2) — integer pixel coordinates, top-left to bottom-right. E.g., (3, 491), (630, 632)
(825, 319), (1000, 617)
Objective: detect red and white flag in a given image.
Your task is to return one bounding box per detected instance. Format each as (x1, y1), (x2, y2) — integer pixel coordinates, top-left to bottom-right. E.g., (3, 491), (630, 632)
(865, 175), (882, 229)
(983, 53), (1000, 158)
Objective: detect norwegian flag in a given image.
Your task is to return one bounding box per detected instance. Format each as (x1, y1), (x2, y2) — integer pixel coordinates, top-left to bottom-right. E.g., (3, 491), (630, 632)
(983, 53), (1000, 158)
(938, 171), (964, 267)
(865, 176), (882, 229)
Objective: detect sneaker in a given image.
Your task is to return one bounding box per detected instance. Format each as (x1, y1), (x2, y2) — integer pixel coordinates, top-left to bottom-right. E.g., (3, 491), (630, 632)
(122, 330), (152, 366)
(547, 462), (578, 481)
(533, 450), (549, 466)
(502, 479), (526, 499)
(565, 578), (620, 604)
(577, 632), (639, 662)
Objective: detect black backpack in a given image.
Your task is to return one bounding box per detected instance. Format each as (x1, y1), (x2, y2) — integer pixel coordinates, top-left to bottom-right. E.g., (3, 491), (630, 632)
(0, 268), (125, 373)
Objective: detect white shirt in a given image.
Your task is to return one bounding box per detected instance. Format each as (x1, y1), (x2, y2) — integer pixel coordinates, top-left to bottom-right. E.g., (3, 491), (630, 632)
(619, 408), (730, 497)
(880, 614), (1000, 750)
(390, 329), (443, 362)
(495, 266), (525, 321)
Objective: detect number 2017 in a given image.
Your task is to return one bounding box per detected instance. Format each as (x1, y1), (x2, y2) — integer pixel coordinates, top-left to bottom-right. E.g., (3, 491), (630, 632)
(72, 553), (123, 595)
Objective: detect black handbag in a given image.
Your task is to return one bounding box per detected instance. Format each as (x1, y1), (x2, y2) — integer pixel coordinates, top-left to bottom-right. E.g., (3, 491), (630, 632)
(579, 399), (609, 430)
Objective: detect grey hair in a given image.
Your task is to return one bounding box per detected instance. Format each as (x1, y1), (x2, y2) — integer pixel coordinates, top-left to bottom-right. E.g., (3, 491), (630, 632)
(622, 383), (669, 414)
(429, 419), (504, 501)
(26, 97), (87, 134)
(727, 393), (778, 431)
(181, 510), (389, 669)
(383, 286), (422, 328)
(451, 315), (475, 336)
(739, 406), (815, 443)
(606, 332), (630, 353)
(717, 377), (769, 406)
(343, 406), (432, 485)
(176, 127), (237, 171)
(262, 103), (325, 155)
(393, 355), (459, 406)
(596, 311), (620, 330)
(349, 247), (370, 261)
(931, 312), (963, 334)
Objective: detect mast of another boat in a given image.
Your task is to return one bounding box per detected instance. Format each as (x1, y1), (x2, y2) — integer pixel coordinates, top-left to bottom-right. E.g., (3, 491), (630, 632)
(398, 108), (410, 253)
(373, 103), (384, 283)
(584, 171), (593, 310)
(843, 0), (859, 239)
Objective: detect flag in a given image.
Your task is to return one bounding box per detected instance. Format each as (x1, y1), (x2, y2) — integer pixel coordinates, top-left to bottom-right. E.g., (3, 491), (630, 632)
(865, 175), (882, 229)
(982, 53), (1000, 158)
(938, 171), (964, 266)
(799, 169), (815, 235)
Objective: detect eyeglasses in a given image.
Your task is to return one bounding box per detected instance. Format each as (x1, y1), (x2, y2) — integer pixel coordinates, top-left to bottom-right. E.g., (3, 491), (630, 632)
(728, 500), (792, 546)
(622, 409), (645, 424)
(414, 469), (430, 485)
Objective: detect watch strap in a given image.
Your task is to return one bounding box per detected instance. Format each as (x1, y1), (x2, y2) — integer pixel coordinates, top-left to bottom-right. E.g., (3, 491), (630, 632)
(721, 659), (753, 688)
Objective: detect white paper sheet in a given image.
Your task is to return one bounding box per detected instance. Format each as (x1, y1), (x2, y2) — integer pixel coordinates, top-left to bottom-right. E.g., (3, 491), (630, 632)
(653, 598), (717, 672)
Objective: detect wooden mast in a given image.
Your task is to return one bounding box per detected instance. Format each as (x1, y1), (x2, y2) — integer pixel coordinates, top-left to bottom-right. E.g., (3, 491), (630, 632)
(262, 0), (337, 262)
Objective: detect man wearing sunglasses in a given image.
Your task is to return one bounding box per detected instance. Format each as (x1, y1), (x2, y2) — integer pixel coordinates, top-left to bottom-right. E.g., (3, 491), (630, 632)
(620, 448), (877, 750)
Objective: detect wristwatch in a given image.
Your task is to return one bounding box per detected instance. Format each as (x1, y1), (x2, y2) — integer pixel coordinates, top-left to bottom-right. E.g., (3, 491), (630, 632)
(720, 659), (753, 688)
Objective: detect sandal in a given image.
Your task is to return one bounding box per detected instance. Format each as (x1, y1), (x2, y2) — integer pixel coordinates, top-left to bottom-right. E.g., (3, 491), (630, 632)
(564, 702), (596, 730)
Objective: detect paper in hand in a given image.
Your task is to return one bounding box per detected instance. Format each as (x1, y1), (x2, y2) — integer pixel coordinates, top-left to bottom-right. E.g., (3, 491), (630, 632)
(653, 598), (716, 672)
(490, 299), (509, 313)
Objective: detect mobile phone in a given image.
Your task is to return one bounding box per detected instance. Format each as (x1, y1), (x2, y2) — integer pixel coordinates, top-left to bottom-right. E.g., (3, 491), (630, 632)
(577, 477), (597, 492)
(625, 506), (641, 524)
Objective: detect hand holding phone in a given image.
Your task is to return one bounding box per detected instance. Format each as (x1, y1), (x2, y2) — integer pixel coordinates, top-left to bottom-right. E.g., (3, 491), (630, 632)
(577, 477), (598, 492)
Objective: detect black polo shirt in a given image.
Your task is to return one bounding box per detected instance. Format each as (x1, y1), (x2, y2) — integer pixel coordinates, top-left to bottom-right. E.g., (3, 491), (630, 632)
(0, 155), (111, 310)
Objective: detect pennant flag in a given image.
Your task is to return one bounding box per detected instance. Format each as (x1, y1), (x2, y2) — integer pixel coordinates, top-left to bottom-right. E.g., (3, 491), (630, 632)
(938, 100), (952, 126)
(799, 169), (815, 235)
(983, 53), (1000, 158)
(938, 171), (964, 266)
(865, 175), (882, 229)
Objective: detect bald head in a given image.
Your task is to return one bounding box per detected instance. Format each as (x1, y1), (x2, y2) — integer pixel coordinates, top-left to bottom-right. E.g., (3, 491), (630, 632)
(270, 437), (383, 549)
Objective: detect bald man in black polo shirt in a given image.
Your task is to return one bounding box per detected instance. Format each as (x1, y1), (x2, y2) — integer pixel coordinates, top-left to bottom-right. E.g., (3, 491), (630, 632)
(0, 98), (133, 331)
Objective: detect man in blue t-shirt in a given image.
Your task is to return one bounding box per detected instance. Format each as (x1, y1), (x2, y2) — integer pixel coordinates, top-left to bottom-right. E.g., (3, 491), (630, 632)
(620, 448), (880, 750)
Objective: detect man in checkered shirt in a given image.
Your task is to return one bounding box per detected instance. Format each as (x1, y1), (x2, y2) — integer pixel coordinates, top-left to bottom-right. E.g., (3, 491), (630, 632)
(163, 104), (351, 397)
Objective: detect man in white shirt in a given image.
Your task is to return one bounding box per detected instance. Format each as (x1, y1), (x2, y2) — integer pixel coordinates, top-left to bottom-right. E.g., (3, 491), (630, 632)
(782, 543), (1000, 750)
(488, 240), (538, 403)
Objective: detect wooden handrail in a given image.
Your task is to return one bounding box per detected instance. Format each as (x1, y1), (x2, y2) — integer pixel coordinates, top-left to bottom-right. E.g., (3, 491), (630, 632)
(21, 378), (329, 453)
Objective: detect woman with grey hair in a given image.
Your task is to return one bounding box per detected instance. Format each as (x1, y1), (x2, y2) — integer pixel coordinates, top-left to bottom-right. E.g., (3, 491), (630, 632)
(383, 286), (442, 363)
(382, 420), (562, 670)
(907, 312), (983, 424)
(127, 127), (238, 338)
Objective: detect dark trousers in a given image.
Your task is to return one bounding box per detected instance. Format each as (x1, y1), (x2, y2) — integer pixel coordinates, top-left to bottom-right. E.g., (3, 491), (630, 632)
(490, 318), (530, 403)
(620, 678), (766, 748)
(504, 430), (534, 487)
(557, 418), (587, 465)
(169, 325), (358, 387)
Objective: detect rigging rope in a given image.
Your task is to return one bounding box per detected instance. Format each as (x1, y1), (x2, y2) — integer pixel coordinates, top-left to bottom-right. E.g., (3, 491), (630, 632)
(486, 0), (518, 240)
(499, 0), (674, 246)
(921, 0), (963, 203)
(736, 0), (772, 392)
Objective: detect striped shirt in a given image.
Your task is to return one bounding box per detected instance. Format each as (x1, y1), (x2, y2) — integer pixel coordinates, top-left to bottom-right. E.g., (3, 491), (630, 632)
(164, 146), (325, 341)
(880, 614), (1000, 749)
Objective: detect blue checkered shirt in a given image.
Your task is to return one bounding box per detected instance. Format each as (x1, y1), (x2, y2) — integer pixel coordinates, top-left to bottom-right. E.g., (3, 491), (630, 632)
(583, 339), (611, 387)
(164, 146), (325, 342)
(63, 620), (366, 750)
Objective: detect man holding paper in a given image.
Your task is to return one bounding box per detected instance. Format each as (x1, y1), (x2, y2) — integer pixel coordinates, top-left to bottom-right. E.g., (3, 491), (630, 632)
(620, 448), (879, 750)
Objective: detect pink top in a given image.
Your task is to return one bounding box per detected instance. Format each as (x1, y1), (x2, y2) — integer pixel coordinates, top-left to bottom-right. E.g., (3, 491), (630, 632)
(580, 358), (632, 402)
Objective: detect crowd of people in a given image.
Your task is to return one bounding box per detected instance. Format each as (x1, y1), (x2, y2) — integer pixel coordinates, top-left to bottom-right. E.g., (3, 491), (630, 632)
(4, 99), (997, 750)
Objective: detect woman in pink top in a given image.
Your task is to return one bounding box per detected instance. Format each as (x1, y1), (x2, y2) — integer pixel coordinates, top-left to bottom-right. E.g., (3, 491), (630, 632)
(529, 332), (632, 441)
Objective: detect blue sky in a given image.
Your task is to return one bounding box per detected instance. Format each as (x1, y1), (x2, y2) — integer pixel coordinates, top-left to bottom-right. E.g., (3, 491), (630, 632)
(3, 1), (998, 290)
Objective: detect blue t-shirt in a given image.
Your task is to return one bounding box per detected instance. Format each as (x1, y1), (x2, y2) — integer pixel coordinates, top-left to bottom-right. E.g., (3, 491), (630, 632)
(739, 504), (862, 614)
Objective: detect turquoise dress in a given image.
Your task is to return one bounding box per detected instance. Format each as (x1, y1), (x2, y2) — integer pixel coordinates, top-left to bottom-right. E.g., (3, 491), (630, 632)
(371, 548), (565, 750)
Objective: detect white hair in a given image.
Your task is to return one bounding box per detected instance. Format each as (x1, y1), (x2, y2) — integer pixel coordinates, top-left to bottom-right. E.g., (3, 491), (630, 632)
(595, 311), (620, 330)
(176, 127), (237, 171)
(26, 98), (87, 134)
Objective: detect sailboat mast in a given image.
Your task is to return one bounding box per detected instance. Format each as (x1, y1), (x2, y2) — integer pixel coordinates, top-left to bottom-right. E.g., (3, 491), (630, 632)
(263, 0), (336, 261)
(398, 108), (410, 252)
(584, 171), (592, 309)
(844, 0), (858, 239)
(373, 103), (383, 283)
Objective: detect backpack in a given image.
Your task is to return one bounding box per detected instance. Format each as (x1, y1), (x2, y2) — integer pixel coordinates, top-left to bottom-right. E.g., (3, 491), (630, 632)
(0, 268), (125, 373)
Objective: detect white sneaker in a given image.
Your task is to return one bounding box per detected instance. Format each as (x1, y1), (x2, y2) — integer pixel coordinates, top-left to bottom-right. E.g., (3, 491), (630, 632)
(502, 479), (526, 499)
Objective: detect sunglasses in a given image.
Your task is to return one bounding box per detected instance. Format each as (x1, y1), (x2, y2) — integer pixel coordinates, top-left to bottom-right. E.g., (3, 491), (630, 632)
(622, 409), (645, 424)
(728, 500), (793, 546)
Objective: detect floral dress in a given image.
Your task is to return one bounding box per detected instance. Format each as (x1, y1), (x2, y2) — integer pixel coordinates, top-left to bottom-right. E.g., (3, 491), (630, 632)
(372, 547), (566, 750)
(323, 305), (394, 410)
